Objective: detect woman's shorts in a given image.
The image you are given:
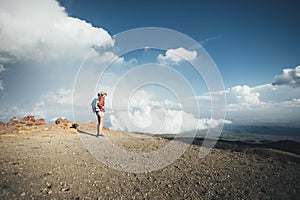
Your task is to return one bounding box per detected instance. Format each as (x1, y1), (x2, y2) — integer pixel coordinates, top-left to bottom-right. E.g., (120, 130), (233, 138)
(97, 112), (105, 117)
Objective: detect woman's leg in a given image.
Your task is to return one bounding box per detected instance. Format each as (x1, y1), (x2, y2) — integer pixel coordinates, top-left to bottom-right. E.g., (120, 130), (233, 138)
(99, 116), (104, 134)
(96, 112), (100, 135)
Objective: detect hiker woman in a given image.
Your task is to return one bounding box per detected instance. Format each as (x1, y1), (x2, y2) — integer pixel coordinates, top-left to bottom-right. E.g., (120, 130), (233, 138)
(96, 91), (107, 136)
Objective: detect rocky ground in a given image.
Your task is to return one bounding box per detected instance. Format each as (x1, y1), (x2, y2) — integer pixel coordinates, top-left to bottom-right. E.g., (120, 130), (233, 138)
(0, 117), (300, 199)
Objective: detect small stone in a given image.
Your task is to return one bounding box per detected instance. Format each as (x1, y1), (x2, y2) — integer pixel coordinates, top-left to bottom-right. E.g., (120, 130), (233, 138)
(20, 192), (26, 196)
(42, 188), (48, 194)
(46, 182), (52, 188)
(61, 187), (70, 192)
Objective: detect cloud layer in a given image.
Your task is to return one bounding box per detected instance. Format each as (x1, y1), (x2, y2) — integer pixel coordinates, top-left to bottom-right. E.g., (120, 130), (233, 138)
(109, 90), (231, 134)
(196, 79), (300, 126)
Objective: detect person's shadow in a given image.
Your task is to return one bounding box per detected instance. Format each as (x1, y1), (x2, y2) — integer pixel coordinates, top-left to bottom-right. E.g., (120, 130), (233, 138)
(77, 128), (99, 137)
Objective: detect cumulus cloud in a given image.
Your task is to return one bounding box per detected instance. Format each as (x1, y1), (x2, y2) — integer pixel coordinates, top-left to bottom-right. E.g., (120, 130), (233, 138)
(110, 107), (231, 134)
(227, 85), (262, 110)
(197, 83), (300, 125)
(89, 49), (124, 65)
(272, 66), (300, 87)
(157, 47), (197, 65)
(108, 90), (230, 134)
(0, 0), (113, 63)
(193, 68), (300, 117)
(195, 85), (263, 113)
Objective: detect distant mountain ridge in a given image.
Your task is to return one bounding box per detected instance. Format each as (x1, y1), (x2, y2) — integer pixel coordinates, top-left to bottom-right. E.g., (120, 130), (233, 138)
(223, 124), (300, 136)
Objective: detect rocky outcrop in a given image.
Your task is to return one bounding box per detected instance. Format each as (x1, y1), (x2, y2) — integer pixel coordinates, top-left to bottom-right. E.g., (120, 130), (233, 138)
(55, 118), (72, 126)
(1, 116), (78, 134)
(0, 116), (47, 135)
(7, 116), (46, 126)
(54, 118), (78, 134)
(1, 116), (109, 134)
(103, 126), (109, 131)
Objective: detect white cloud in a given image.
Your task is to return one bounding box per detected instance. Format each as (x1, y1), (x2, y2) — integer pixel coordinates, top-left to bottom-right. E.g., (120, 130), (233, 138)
(0, 0), (113, 63)
(193, 85), (263, 113)
(225, 83), (300, 111)
(193, 82), (300, 125)
(221, 83), (300, 125)
(108, 90), (230, 134)
(89, 49), (124, 65)
(110, 107), (231, 134)
(0, 0), (119, 110)
(272, 66), (300, 87)
(227, 85), (262, 111)
(157, 47), (197, 65)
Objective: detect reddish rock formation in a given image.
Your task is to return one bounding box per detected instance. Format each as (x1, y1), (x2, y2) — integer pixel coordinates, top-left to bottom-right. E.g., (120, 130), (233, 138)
(6, 116), (46, 126)
(7, 117), (19, 126)
(2, 116), (108, 134)
(35, 119), (46, 126)
(54, 118), (78, 133)
(55, 118), (72, 125)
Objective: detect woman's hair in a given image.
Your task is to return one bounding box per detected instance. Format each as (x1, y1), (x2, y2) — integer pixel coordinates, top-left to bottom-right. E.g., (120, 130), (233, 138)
(99, 91), (107, 96)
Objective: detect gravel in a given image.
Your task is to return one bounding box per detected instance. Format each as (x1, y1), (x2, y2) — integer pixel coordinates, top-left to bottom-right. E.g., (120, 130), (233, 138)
(0, 126), (299, 199)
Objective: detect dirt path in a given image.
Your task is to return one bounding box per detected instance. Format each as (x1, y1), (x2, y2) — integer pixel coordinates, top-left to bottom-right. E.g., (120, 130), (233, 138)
(0, 126), (299, 199)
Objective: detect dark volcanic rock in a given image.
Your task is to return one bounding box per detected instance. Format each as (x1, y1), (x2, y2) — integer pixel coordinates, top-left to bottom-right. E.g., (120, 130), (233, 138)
(262, 140), (300, 155)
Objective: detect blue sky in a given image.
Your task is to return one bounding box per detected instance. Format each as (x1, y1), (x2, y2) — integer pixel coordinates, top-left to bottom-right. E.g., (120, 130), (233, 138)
(61, 0), (300, 87)
(0, 0), (300, 132)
